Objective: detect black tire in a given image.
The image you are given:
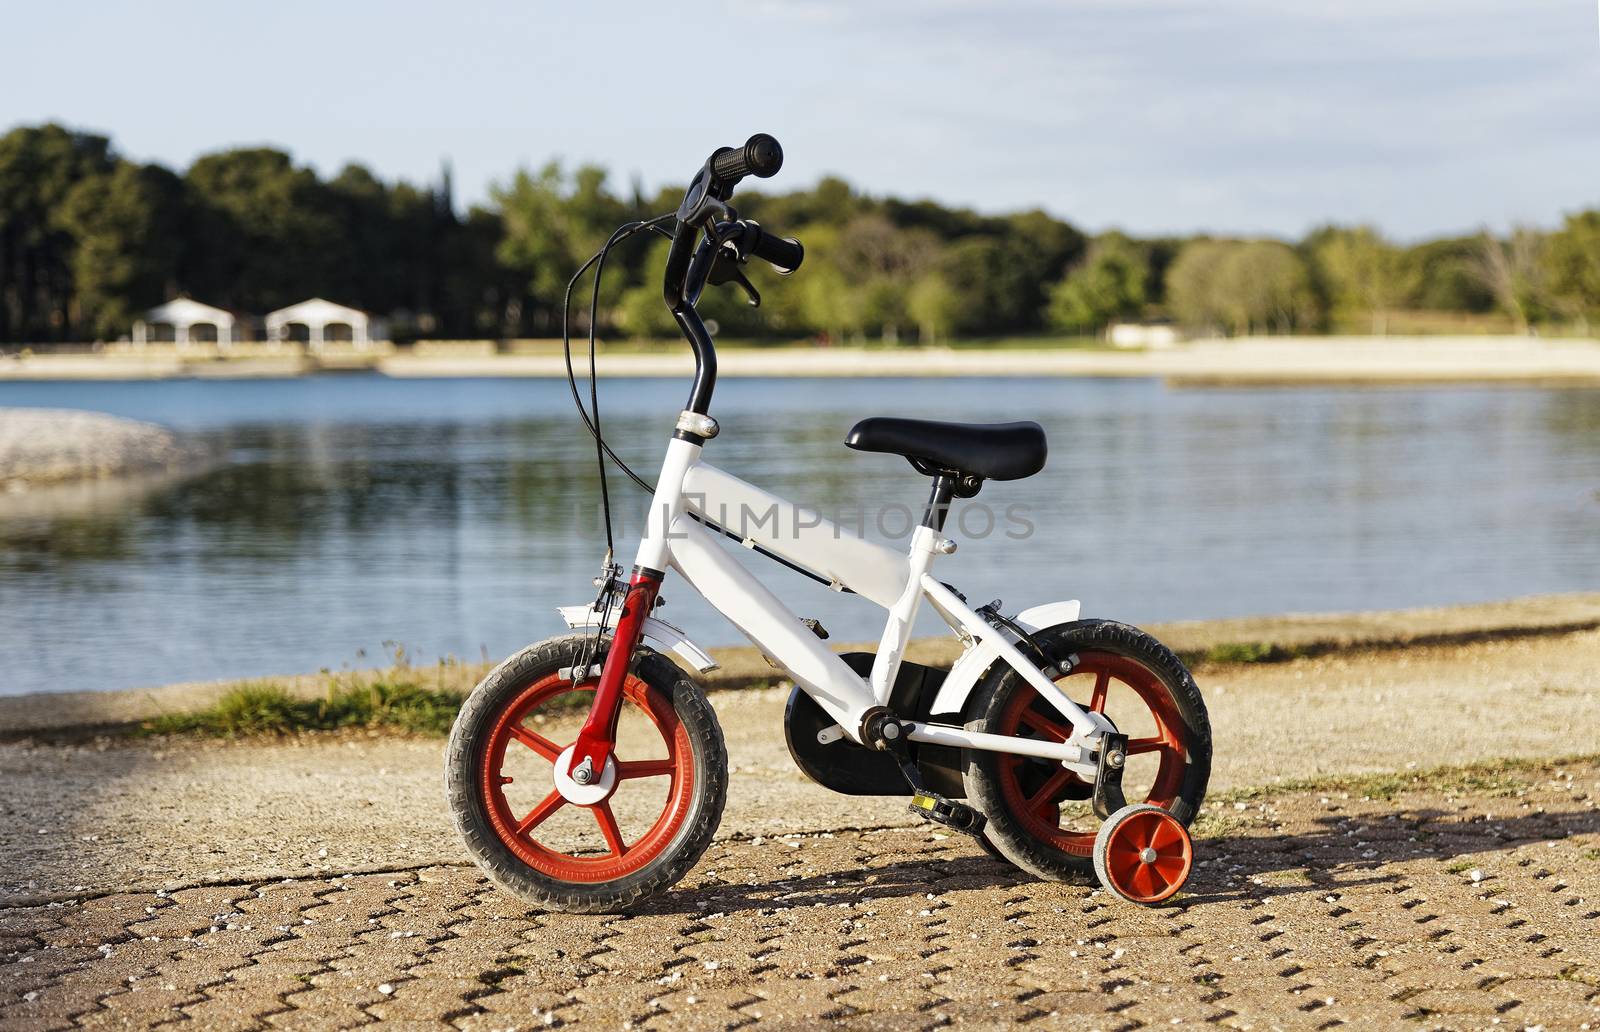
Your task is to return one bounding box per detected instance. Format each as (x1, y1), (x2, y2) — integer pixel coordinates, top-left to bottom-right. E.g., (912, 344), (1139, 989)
(961, 619), (1211, 882)
(445, 635), (727, 913)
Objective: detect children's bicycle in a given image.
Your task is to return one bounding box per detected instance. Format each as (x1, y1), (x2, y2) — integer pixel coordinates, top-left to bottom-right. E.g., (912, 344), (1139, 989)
(445, 135), (1211, 912)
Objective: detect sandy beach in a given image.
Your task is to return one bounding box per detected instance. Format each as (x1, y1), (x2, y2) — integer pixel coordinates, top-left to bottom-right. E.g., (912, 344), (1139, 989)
(381, 335), (1600, 385)
(4, 335), (1600, 385)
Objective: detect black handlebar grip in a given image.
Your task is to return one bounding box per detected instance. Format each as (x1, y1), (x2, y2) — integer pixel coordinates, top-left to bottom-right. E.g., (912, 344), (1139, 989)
(710, 134), (784, 182)
(746, 223), (804, 274)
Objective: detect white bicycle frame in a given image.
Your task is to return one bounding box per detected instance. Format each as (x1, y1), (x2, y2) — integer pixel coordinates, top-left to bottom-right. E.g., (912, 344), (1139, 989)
(566, 429), (1110, 779)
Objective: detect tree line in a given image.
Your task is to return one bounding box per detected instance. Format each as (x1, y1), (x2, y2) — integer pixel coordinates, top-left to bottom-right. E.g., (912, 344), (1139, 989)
(4, 122), (1598, 345)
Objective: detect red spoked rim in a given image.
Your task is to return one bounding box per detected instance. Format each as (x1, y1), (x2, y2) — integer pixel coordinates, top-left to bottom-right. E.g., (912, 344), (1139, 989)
(995, 650), (1191, 857)
(1102, 808), (1192, 903)
(478, 671), (694, 883)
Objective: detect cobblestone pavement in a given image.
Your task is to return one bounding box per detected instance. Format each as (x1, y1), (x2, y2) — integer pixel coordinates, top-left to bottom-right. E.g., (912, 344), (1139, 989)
(3, 761), (1598, 1031)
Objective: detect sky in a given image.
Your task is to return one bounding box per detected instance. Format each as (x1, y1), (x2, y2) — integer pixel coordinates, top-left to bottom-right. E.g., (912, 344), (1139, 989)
(3, 0), (1597, 241)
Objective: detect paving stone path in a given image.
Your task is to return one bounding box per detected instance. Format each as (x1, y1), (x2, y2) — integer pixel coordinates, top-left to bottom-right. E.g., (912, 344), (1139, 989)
(3, 760), (1598, 1030)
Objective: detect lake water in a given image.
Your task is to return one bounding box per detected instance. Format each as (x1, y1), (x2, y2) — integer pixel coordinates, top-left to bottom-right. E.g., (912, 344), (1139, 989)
(2, 375), (1598, 697)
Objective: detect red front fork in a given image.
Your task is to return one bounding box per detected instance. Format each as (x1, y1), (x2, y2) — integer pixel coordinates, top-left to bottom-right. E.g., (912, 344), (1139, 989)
(566, 568), (662, 781)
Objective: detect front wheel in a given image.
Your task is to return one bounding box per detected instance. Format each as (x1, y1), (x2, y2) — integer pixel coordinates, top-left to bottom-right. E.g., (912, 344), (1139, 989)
(962, 619), (1211, 882)
(445, 635), (727, 913)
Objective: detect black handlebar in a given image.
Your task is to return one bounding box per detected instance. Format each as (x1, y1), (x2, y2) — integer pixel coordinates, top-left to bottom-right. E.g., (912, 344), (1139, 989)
(665, 134), (797, 422)
(742, 222), (804, 275)
(709, 133), (784, 183)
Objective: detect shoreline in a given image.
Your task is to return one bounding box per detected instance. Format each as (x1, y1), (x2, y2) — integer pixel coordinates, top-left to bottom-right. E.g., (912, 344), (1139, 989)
(2, 334), (1600, 385)
(4, 591), (1597, 736)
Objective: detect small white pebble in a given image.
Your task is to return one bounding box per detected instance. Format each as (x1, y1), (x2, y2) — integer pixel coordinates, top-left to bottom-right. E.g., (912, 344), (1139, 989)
(377, 983), (394, 995)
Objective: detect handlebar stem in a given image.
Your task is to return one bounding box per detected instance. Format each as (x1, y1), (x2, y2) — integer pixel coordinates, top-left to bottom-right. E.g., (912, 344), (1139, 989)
(660, 135), (787, 432)
(663, 223), (721, 423)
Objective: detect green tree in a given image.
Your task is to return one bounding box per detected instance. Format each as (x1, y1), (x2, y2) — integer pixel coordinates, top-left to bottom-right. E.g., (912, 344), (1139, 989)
(1165, 240), (1229, 334)
(1406, 236), (1497, 313)
(925, 237), (1007, 337)
(828, 214), (939, 343)
(1306, 225), (1414, 334)
(1474, 228), (1550, 334)
(56, 161), (187, 339)
(492, 162), (632, 333)
(1545, 211), (1600, 330)
(1220, 241), (1317, 334)
(443, 206), (524, 338)
(1046, 232), (1147, 333)
(184, 148), (344, 312)
(614, 237), (678, 339)
(996, 210), (1086, 331)
(1167, 239), (1316, 335)
(0, 123), (114, 340)
(907, 270), (961, 343)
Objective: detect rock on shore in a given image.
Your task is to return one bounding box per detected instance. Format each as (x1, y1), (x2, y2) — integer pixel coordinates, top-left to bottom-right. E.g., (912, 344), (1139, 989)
(0, 408), (213, 489)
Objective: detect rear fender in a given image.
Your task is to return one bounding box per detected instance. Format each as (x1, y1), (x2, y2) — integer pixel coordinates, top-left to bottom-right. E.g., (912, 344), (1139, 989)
(925, 600), (1081, 717)
(556, 605), (719, 674)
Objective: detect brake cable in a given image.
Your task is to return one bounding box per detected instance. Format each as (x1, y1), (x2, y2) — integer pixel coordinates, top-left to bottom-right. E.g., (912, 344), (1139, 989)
(560, 215), (853, 594)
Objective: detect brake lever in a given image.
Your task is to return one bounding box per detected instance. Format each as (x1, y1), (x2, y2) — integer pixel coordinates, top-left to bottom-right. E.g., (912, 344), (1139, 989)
(707, 251), (761, 307)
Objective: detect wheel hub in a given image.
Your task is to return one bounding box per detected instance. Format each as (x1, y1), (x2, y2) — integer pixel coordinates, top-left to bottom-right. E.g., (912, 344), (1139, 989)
(553, 745), (616, 805)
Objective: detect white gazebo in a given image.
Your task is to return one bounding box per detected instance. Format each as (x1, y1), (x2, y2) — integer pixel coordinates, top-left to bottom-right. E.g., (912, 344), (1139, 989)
(265, 298), (378, 351)
(132, 298), (237, 347)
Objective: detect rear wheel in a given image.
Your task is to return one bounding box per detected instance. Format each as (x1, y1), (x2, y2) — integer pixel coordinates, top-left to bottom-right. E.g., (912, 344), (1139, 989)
(963, 620), (1210, 882)
(445, 635), (727, 912)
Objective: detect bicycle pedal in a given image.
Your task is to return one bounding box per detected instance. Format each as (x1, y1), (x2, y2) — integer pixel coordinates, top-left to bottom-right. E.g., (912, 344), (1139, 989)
(910, 791), (985, 835)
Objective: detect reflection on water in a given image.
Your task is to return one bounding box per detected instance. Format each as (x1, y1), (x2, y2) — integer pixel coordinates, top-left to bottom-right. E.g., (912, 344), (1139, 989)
(2, 375), (1598, 697)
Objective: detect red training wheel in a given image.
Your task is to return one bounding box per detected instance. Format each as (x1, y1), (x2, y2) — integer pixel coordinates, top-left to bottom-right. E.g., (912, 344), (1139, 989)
(1093, 803), (1193, 904)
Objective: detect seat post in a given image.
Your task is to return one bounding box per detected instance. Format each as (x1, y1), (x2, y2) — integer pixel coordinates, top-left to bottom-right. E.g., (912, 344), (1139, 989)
(921, 474), (957, 532)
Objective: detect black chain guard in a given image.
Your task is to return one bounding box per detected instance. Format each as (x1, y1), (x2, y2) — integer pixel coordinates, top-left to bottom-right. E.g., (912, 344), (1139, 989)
(783, 653), (964, 798)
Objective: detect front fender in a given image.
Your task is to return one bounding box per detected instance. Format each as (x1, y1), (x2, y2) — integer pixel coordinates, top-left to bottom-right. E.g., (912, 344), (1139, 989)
(556, 605), (719, 674)
(925, 600), (1080, 717)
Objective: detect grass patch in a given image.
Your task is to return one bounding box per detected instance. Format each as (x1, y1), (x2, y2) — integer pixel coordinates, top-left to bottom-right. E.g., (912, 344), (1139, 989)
(144, 677), (469, 738)
(1189, 641), (1298, 666)
(1211, 753), (1600, 806)
(1190, 812), (1252, 838)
